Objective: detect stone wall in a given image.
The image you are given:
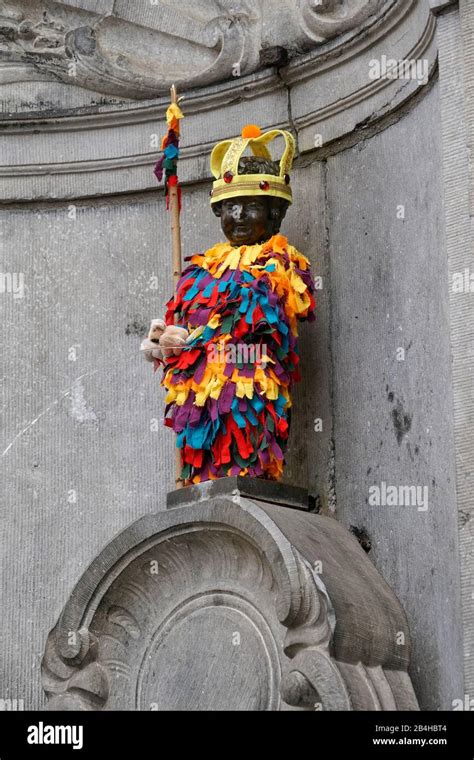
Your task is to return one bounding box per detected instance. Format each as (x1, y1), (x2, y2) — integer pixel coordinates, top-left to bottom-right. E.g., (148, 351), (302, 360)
(0, 0), (471, 711)
(326, 83), (462, 710)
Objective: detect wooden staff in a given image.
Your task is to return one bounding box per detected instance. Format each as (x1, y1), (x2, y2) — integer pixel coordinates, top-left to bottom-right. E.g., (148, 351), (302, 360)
(169, 84), (184, 489)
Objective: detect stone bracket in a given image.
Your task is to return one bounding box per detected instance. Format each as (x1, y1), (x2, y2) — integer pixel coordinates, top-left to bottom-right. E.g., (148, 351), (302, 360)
(41, 479), (419, 711)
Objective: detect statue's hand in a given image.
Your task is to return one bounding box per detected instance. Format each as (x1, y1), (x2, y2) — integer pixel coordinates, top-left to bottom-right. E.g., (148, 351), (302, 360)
(140, 337), (163, 363)
(159, 325), (189, 358)
(141, 318), (166, 362)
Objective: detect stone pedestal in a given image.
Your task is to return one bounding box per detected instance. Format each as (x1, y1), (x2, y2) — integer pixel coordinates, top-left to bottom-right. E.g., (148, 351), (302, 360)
(41, 478), (419, 711)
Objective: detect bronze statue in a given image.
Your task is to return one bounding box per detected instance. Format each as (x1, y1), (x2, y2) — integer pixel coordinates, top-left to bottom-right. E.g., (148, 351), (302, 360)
(142, 126), (315, 484)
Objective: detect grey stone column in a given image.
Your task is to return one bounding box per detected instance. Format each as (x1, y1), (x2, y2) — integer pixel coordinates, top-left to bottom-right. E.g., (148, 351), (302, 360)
(434, 0), (474, 704)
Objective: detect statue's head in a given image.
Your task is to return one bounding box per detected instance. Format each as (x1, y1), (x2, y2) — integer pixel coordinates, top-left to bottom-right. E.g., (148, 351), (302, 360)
(212, 157), (290, 246)
(209, 126), (295, 246)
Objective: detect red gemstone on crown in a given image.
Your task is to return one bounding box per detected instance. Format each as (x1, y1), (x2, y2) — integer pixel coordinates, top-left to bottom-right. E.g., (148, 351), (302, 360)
(259, 180), (270, 191)
(223, 171), (233, 184)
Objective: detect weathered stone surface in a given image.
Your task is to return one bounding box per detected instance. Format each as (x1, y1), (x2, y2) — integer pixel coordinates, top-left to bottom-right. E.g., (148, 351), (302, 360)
(166, 475), (311, 511)
(287, 0), (437, 154)
(41, 481), (419, 711)
(296, 0), (386, 41)
(1, 0), (470, 714)
(0, 0), (435, 202)
(325, 83), (464, 710)
(0, 0), (395, 103)
(437, 0), (474, 705)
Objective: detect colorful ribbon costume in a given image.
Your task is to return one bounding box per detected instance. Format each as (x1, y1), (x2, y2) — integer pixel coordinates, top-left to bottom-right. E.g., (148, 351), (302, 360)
(161, 233), (315, 483)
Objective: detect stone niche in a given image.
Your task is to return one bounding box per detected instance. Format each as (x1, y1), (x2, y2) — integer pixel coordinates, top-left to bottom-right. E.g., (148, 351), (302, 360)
(42, 479), (419, 711)
(2, 0), (466, 714)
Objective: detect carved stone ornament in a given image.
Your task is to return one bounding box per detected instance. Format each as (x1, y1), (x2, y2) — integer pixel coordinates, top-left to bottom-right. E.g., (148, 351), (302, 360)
(0, 0), (261, 98)
(297, 0), (386, 43)
(42, 479), (419, 711)
(0, 0), (398, 99)
(0, 0), (435, 203)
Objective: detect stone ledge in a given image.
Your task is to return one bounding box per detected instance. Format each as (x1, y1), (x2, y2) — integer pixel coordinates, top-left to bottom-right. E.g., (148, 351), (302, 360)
(166, 476), (311, 511)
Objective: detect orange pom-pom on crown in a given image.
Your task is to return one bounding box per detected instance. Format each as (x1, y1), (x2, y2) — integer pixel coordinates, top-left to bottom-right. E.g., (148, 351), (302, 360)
(241, 124), (262, 139)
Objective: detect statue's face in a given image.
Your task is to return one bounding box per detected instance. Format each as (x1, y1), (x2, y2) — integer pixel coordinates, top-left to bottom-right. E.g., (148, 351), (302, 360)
(219, 196), (273, 246)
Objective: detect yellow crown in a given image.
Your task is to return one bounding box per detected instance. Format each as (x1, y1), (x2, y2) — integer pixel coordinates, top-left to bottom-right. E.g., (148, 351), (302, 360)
(210, 125), (295, 205)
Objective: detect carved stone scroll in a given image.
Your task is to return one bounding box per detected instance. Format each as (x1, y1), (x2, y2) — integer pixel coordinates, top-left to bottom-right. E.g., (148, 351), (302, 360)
(0, 0), (261, 98)
(42, 479), (419, 711)
(0, 0), (403, 99)
(297, 0), (387, 43)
